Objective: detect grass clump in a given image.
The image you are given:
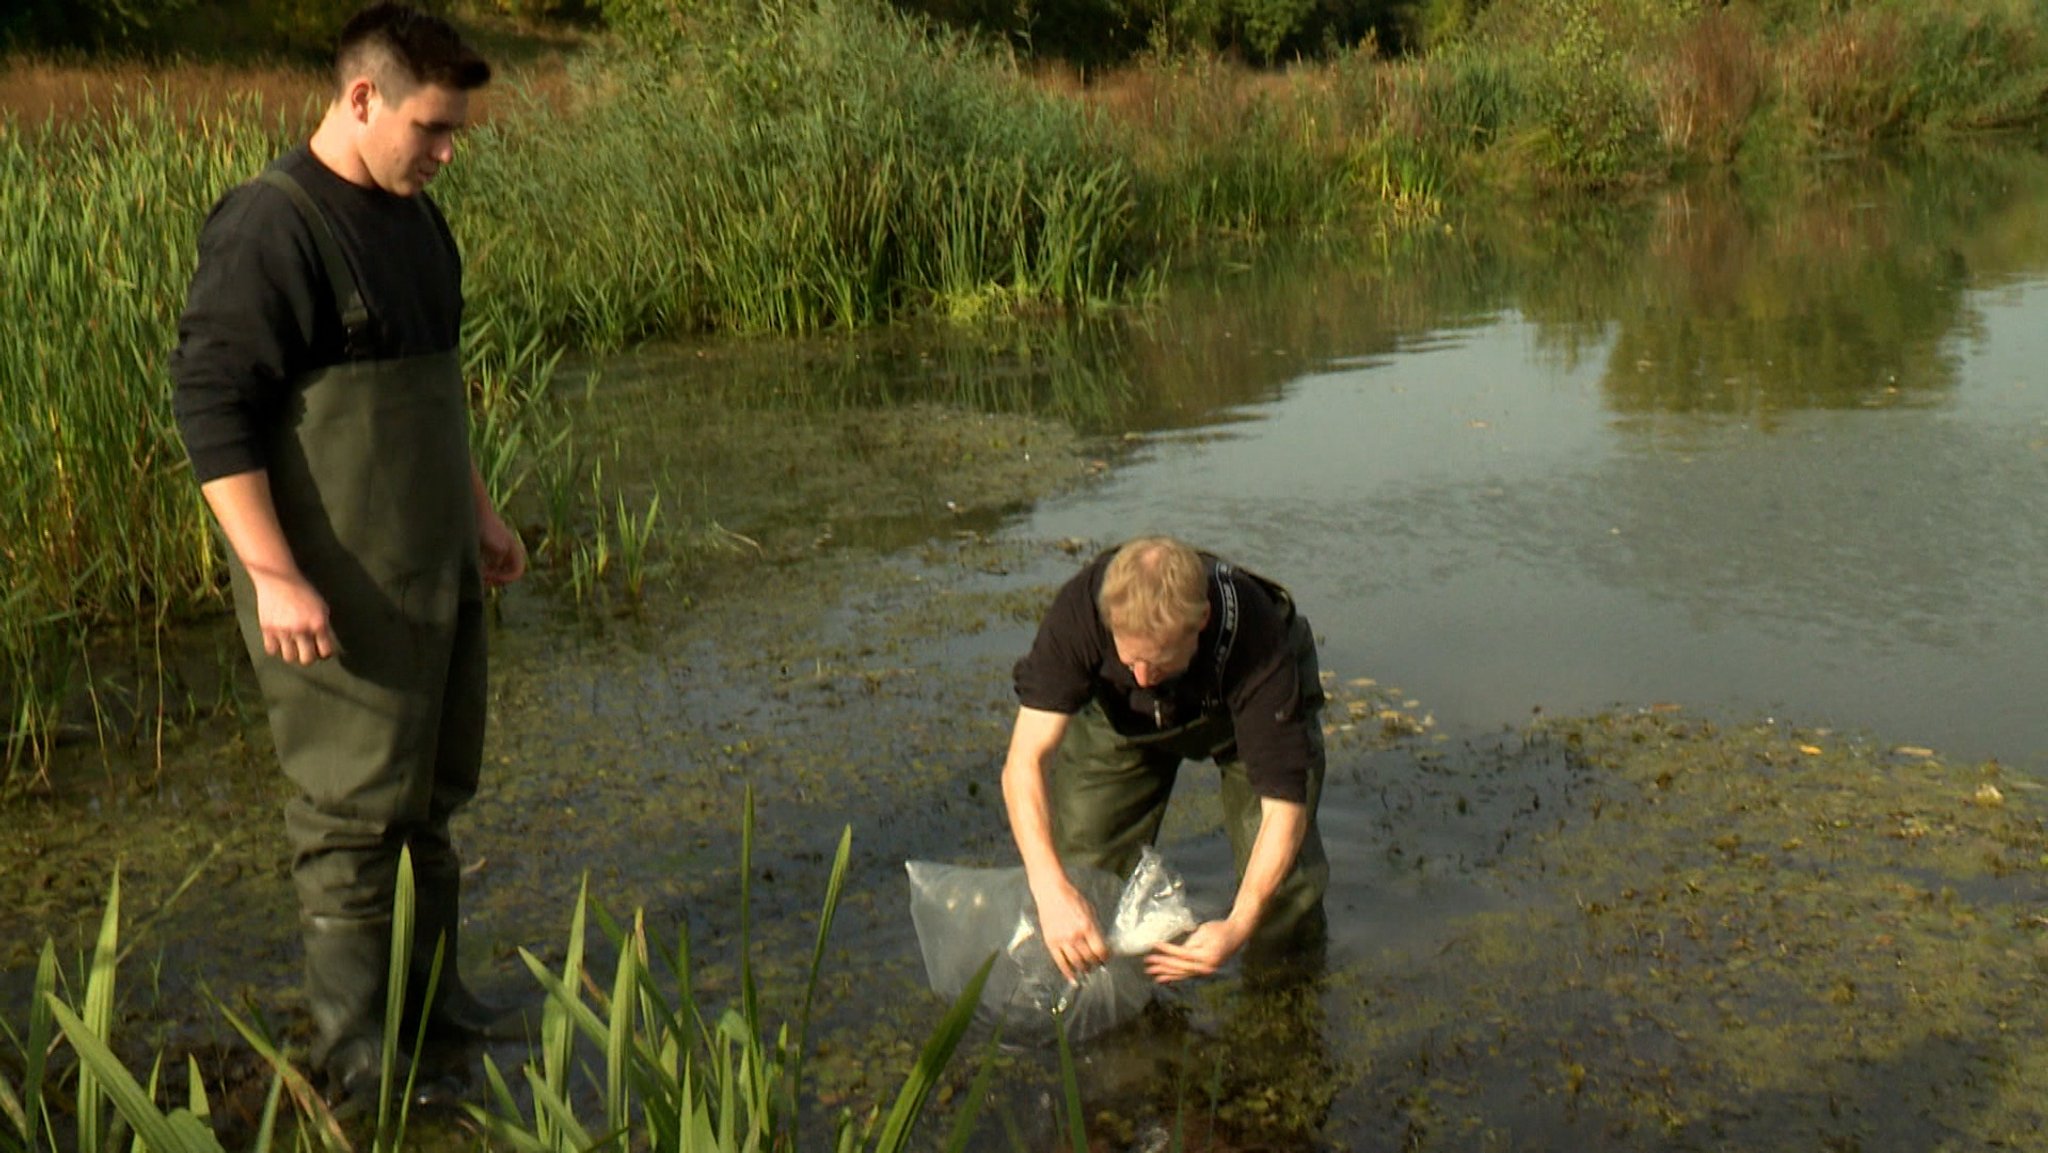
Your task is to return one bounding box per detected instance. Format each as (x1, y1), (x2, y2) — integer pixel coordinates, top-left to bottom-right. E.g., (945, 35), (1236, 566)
(444, 0), (1136, 343)
(3, 790), (999, 1153)
(6, 0), (2048, 786)
(0, 93), (294, 785)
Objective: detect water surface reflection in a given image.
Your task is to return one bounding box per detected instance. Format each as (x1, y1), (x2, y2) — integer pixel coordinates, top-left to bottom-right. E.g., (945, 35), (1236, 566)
(1014, 143), (2048, 775)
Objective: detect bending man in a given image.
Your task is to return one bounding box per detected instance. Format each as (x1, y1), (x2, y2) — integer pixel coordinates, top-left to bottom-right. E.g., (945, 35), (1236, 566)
(1002, 536), (1328, 985)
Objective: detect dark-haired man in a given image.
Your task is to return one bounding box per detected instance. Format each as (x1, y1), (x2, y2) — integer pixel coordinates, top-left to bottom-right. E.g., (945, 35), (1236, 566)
(1001, 536), (1329, 987)
(171, 3), (522, 1102)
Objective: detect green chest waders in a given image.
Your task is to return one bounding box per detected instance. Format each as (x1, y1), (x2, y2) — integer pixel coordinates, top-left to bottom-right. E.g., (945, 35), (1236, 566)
(227, 168), (490, 1081)
(1049, 611), (1330, 981)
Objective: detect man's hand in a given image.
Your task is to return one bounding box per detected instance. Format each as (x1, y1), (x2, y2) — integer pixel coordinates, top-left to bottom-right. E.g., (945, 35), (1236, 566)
(251, 567), (337, 666)
(1034, 877), (1108, 984)
(199, 470), (338, 665)
(1145, 918), (1252, 983)
(1002, 706), (1101, 981)
(477, 505), (526, 587)
(472, 468), (527, 588)
(1143, 794), (1310, 984)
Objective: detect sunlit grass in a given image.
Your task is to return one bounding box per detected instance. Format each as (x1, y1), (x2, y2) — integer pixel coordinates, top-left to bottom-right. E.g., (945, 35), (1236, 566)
(0, 2), (1153, 782)
(0, 92), (284, 785)
(4, 0), (2046, 785)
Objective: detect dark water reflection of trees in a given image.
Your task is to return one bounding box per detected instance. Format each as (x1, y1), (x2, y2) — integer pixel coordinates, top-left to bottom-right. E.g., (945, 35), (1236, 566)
(1518, 152), (2037, 414)
(606, 139), (2048, 441)
(1586, 159), (2003, 419)
(1063, 140), (2048, 431)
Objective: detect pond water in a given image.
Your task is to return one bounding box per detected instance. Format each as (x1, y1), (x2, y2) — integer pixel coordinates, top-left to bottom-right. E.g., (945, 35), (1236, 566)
(1014, 144), (2048, 780)
(528, 139), (2048, 1148)
(12, 140), (2048, 1152)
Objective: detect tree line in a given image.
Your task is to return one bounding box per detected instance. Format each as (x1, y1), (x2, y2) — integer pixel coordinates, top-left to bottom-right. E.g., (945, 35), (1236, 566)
(3, 0), (1428, 65)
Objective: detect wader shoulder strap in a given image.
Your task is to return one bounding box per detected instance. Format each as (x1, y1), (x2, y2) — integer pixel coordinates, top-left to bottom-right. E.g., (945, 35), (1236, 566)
(256, 168), (375, 357)
(1204, 559), (1303, 706)
(1207, 560), (1243, 704)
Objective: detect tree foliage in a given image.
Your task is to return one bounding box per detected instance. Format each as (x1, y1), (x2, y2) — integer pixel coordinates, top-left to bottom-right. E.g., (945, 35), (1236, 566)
(879, 0), (1416, 64)
(1, 0), (445, 56)
(1, 0), (196, 51)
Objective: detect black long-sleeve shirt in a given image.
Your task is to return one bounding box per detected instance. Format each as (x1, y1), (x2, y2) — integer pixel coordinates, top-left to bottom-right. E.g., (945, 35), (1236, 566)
(170, 144), (464, 483)
(1013, 551), (1322, 802)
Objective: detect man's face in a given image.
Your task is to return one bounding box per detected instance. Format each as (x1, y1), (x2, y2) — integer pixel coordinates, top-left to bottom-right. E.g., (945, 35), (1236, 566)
(1112, 626), (1202, 689)
(361, 81), (469, 196)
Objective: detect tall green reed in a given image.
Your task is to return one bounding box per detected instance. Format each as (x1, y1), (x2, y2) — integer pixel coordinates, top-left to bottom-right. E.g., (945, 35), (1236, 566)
(439, 0), (1142, 343)
(472, 786), (998, 1153)
(9, 0), (2046, 784)
(13, 806), (999, 1153)
(1101, 55), (1362, 249)
(0, 93), (291, 785)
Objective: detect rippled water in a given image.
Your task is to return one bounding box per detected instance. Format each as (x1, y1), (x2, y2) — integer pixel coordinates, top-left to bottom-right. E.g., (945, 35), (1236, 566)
(14, 140), (2048, 1153)
(1017, 145), (2048, 778)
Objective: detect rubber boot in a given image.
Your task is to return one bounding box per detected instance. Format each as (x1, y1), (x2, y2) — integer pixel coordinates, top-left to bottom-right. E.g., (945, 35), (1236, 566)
(411, 870), (524, 1044)
(305, 913), (470, 1112)
(303, 915), (403, 1107)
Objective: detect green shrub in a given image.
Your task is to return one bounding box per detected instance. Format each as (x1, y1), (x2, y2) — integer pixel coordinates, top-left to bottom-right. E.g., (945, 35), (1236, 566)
(0, 0), (197, 51)
(1525, 0), (1662, 184)
(1885, 0), (2048, 132)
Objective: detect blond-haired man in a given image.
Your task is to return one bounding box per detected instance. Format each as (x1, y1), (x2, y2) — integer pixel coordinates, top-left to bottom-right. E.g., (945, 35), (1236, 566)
(1003, 537), (1328, 985)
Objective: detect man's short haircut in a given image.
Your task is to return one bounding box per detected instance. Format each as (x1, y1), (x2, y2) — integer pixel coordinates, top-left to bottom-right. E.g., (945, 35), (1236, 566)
(334, 3), (491, 99)
(1099, 536), (1209, 639)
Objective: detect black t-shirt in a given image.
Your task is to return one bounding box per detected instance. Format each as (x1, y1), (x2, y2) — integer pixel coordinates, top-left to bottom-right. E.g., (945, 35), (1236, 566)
(1013, 550), (1322, 802)
(170, 144), (464, 483)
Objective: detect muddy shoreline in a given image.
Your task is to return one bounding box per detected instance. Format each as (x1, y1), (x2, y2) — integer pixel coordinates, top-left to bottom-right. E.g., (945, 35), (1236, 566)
(8, 394), (2048, 1150)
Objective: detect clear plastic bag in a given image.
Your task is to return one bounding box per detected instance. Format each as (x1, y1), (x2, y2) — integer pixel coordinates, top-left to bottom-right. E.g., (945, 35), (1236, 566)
(905, 847), (1199, 1045)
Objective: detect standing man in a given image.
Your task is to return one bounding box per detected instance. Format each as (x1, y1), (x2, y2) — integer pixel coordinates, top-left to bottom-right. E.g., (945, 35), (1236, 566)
(1002, 536), (1329, 986)
(170, 3), (523, 1102)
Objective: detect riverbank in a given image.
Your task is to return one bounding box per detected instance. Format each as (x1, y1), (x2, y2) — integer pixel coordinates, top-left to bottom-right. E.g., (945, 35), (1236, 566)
(6, 0), (2048, 786)
(8, 341), (2048, 1146)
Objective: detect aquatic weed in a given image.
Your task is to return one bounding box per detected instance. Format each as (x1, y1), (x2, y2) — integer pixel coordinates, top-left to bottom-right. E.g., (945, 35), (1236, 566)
(469, 785), (999, 1152)
(15, 817), (999, 1153)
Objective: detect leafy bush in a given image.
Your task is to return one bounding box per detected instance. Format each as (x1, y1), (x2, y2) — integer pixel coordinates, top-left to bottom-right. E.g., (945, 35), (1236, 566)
(0, 0), (197, 51)
(1514, 0), (1660, 184)
(878, 0), (1398, 65)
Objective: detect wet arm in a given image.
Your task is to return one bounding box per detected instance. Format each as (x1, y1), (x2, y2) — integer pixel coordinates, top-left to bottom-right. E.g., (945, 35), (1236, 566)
(1000, 705), (1104, 981)
(1146, 794), (1307, 982)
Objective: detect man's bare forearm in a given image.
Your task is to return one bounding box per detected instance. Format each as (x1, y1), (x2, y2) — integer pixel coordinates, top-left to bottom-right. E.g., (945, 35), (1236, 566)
(200, 470), (299, 576)
(1225, 796), (1309, 935)
(1001, 706), (1071, 891)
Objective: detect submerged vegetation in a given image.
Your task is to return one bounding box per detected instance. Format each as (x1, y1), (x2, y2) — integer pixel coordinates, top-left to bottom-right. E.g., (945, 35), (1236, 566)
(15, 657), (2048, 1147)
(8, 7), (2047, 1147)
(3, 0), (2046, 779)
(1332, 712), (2048, 1148)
